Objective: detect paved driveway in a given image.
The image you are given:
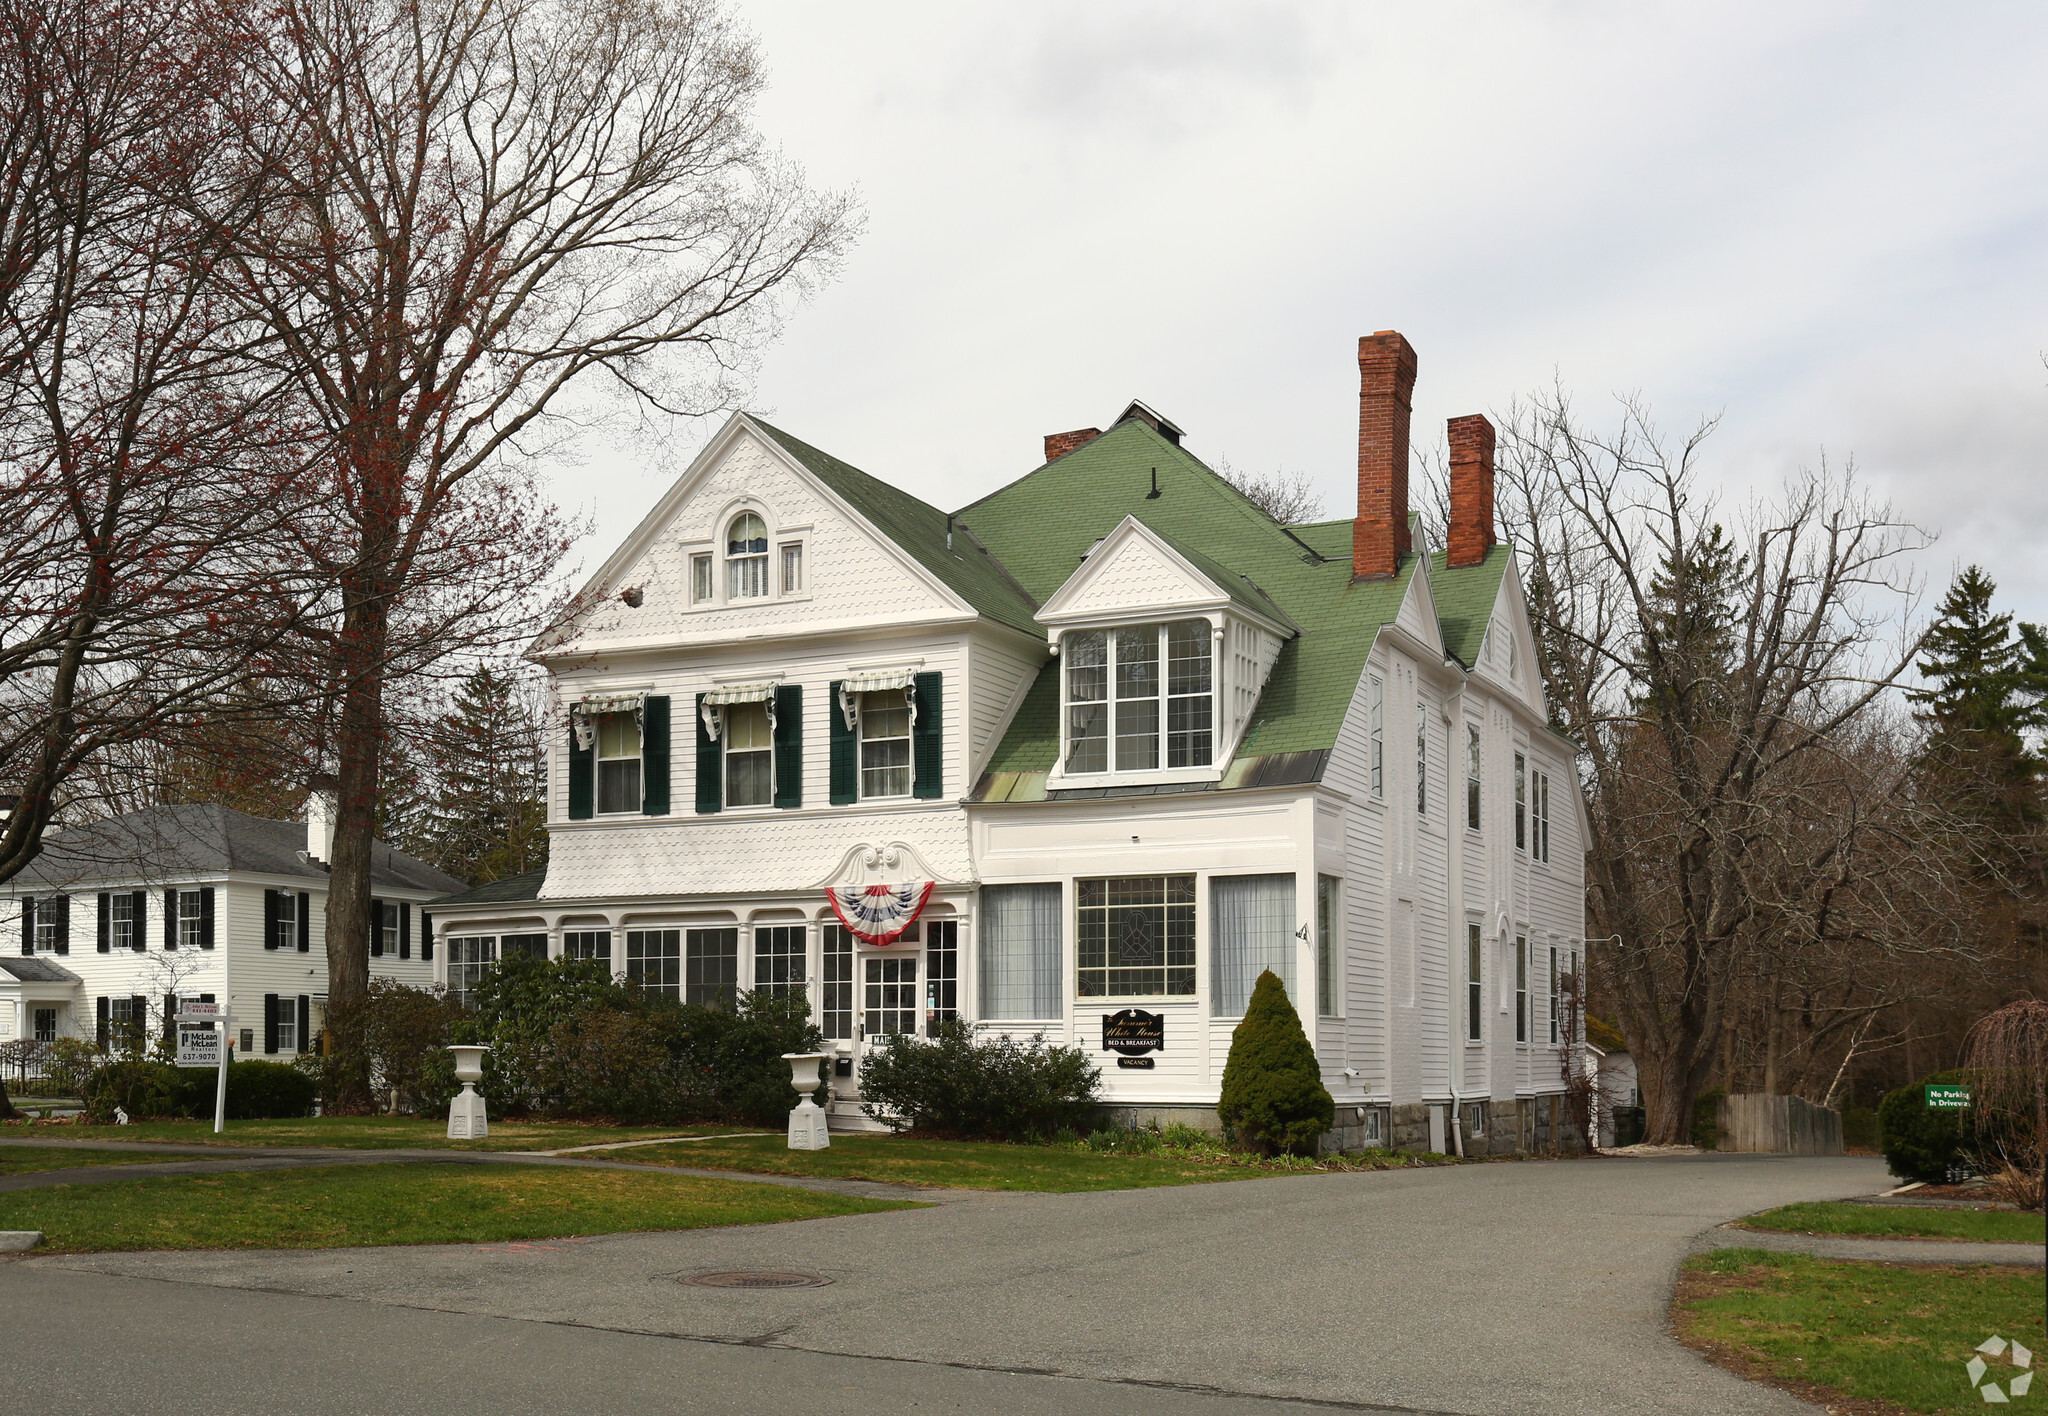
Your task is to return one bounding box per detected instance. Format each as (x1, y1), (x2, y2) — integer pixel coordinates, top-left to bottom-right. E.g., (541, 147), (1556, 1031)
(7, 1152), (1888, 1415)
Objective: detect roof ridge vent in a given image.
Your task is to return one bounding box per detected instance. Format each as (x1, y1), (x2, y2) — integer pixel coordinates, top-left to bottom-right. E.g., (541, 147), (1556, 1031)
(1115, 400), (1183, 446)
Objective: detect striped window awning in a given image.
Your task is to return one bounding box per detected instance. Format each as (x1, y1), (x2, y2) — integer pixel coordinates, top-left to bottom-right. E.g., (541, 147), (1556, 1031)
(570, 692), (644, 748)
(699, 681), (780, 742)
(837, 668), (920, 731)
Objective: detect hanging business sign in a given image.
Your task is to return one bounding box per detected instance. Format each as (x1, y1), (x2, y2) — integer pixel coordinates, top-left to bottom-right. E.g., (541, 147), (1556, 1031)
(176, 1026), (222, 1068)
(1102, 1009), (1164, 1057)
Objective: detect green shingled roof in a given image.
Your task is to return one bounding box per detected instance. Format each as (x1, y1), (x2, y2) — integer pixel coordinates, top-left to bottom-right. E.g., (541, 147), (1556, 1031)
(754, 419), (1042, 637)
(959, 420), (1425, 793)
(1430, 543), (1512, 668)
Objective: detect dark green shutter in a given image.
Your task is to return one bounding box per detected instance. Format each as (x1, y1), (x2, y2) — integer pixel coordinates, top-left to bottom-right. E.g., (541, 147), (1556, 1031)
(369, 898), (383, 957)
(20, 896), (31, 955)
(297, 996), (311, 1056)
(262, 890), (278, 950)
(912, 671), (944, 799)
(568, 722), (594, 820)
(642, 696), (671, 815)
(54, 896), (69, 954)
(164, 889), (177, 949)
(773, 685), (803, 809)
(400, 903), (412, 960)
(128, 995), (145, 1048)
(695, 693), (721, 814)
(421, 912), (434, 963)
(130, 891), (146, 950)
(828, 681), (856, 804)
(199, 888), (214, 949)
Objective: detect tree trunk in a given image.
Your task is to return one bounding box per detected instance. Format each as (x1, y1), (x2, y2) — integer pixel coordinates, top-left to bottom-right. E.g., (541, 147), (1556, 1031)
(0, 1075), (18, 1120)
(322, 592), (389, 1112)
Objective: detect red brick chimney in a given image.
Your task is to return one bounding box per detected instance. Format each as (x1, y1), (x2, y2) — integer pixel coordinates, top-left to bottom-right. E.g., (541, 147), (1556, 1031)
(1044, 428), (1102, 463)
(1352, 331), (1418, 581)
(1446, 414), (1497, 568)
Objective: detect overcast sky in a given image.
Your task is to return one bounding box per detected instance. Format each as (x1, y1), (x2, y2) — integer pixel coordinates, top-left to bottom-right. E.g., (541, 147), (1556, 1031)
(560, 1), (2048, 628)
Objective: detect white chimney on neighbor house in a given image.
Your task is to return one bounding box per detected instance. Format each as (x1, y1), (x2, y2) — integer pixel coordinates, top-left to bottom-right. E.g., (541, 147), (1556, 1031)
(306, 789), (336, 865)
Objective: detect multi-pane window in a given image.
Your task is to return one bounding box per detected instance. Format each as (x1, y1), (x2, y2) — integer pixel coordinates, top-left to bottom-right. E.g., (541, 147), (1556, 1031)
(446, 937), (495, 1009)
(109, 995), (142, 1048)
(725, 701), (773, 807)
(1062, 621), (1212, 775)
(1465, 923), (1483, 1043)
(780, 542), (803, 594)
(1533, 769), (1553, 863)
(924, 919), (959, 1035)
(563, 930), (611, 963)
(1078, 875), (1196, 998)
(1466, 725), (1482, 832)
(863, 955), (919, 1036)
(276, 1001), (298, 1053)
(32, 898), (59, 953)
(1514, 752), (1527, 850)
(373, 900), (399, 958)
(500, 933), (547, 962)
(1316, 875), (1339, 1017)
(753, 926), (806, 999)
(1368, 675), (1384, 800)
(595, 711), (642, 815)
(178, 891), (204, 949)
(111, 894), (138, 951)
(626, 929), (681, 999)
(33, 1008), (57, 1043)
(819, 925), (854, 1039)
(685, 927), (738, 1008)
(691, 553), (713, 604)
(859, 689), (911, 798)
(726, 512), (768, 598)
(1515, 935), (1529, 1044)
(1415, 704), (1429, 816)
(271, 890), (297, 951)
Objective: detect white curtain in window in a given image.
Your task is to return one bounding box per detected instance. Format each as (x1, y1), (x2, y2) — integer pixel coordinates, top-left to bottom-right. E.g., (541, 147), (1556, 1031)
(979, 883), (1062, 1019)
(1211, 873), (1295, 1017)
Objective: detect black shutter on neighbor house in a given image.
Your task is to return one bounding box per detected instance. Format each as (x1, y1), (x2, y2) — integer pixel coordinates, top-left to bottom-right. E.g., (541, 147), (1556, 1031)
(20, 896), (32, 955)
(369, 897), (383, 957)
(129, 995), (145, 1045)
(773, 685), (803, 809)
(97, 892), (110, 952)
(96, 996), (109, 1050)
(297, 892), (310, 952)
(53, 896), (68, 955)
(828, 681), (856, 805)
(263, 889), (279, 949)
(263, 994), (279, 1054)
(130, 890), (146, 951)
(199, 887), (214, 949)
(296, 996), (310, 1055)
(694, 692), (721, 814)
(164, 889), (178, 950)
(568, 721), (594, 820)
(420, 912), (433, 963)
(642, 695), (671, 816)
(399, 903), (411, 960)
(911, 671), (943, 800)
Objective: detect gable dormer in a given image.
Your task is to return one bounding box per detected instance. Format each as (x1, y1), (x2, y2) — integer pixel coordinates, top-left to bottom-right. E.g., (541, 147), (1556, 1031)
(1035, 516), (1295, 787)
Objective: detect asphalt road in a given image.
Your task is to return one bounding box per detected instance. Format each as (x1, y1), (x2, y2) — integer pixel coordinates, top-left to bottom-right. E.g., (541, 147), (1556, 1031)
(5, 1151), (1891, 1415)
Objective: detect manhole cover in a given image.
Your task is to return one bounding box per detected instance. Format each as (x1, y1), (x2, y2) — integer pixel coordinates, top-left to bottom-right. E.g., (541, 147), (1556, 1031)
(681, 1270), (834, 1290)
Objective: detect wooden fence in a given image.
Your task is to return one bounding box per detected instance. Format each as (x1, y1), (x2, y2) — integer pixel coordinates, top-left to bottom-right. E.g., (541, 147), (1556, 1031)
(1714, 1093), (1844, 1155)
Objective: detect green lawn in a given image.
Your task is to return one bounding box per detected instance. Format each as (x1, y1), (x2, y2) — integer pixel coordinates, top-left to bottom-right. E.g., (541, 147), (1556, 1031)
(1676, 1249), (2046, 1414)
(613, 1132), (1306, 1191)
(1740, 1201), (2046, 1244)
(0, 1147), (227, 1176)
(0, 1162), (914, 1252)
(1, 1116), (738, 1152)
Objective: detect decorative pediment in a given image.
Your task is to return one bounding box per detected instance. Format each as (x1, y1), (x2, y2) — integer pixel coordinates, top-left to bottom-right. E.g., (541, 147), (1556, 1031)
(1037, 516), (1278, 634)
(814, 840), (962, 890)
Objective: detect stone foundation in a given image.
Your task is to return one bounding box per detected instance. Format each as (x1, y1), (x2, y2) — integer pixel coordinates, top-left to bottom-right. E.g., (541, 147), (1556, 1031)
(1099, 1104), (1223, 1136)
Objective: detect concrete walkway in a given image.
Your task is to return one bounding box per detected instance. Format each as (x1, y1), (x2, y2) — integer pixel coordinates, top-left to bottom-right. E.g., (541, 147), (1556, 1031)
(1693, 1221), (2046, 1266)
(6, 1151), (1893, 1415)
(0, 1136), (966, 1204)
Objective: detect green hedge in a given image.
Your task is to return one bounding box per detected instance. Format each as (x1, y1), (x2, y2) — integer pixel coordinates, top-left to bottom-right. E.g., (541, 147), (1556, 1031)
(1878, 1070), (1974, 1184)
(857, 1020), (1099, 1139)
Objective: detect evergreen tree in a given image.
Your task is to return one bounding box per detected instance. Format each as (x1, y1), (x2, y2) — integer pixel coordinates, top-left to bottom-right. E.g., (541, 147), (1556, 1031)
(1634, 521), (1744, 721)
(1909, 566), (2040, 747)
(1217, 970), (1334, 1155)
(418, 666), (549, 887)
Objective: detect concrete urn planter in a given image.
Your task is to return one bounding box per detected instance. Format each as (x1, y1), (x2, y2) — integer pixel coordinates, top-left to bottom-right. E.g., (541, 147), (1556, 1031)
(782, 1051), (830, 1151)
(447, 1045), (490, 1140)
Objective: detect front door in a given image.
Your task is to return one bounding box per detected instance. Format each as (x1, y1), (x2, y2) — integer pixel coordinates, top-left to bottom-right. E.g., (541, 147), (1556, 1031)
(862, 954), (919, 1044)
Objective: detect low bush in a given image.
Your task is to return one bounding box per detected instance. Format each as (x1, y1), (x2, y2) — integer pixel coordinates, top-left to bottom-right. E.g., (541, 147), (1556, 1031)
(1840, 1106), (1879, 1151)
(1217, 971), (1334, 1156)
(857, 1020), (1100, 1140)
(1691, 1087), (1726, 1149)
(307, 979), (467, 1116)
(1878, 1070), (1974, 1183)
(80, 1060), (184, 1122)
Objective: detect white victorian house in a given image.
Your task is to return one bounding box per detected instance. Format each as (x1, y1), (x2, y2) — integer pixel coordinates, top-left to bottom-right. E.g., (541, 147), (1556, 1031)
(425, 330), (1591, 1153)
(2, 803), (458, 1064)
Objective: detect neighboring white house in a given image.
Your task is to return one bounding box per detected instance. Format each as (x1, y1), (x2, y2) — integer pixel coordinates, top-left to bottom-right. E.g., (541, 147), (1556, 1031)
(425, 330), (1592, 1152)
(1, 803), (459, 1060)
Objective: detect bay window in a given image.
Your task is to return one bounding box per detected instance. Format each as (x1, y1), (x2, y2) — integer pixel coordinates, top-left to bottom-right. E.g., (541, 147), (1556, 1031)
(1078, 875), (1194, 999)
(1063, 620), (1212, 775)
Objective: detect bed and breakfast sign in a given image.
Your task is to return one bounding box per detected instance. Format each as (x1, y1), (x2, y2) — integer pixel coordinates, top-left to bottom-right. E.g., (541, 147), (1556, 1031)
(1103, 1009), (1164, 1069)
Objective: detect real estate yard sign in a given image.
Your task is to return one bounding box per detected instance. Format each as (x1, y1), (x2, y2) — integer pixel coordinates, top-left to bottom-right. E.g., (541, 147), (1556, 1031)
(1925, 1083), (1972, 1109)
(175, 1026), (222, 1068)
(177, 1003), (231, 1134)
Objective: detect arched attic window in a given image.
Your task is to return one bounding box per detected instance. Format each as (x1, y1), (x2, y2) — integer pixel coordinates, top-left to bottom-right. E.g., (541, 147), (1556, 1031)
(727, 512), (768, 598)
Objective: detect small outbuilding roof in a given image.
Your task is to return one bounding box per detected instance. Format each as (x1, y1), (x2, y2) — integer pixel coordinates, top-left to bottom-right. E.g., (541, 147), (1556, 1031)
(428, 868), (547, 908)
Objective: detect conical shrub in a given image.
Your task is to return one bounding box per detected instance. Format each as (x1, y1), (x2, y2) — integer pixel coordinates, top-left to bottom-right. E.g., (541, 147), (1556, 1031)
(1218, 969), (1334, 1155)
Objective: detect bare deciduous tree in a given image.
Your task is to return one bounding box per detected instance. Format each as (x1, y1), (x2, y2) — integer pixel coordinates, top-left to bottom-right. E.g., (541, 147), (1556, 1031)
(1491, 388), (1976, 1144)
(220, 0), (856, 1104)
(1213, 456), (1325, 525)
